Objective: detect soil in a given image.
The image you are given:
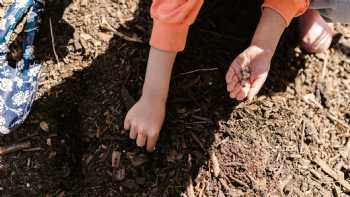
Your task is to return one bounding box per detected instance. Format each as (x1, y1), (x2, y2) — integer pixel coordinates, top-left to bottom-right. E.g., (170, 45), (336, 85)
(0, 0), (350, 196)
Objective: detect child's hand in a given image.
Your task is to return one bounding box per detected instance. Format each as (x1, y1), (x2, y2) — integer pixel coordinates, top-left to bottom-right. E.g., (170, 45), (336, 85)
(225, 45), (273, 101)
(124, 95), (166, 152)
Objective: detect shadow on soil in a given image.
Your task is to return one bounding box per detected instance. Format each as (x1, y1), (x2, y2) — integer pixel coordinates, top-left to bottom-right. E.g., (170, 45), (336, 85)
(0, 0), (308, 196)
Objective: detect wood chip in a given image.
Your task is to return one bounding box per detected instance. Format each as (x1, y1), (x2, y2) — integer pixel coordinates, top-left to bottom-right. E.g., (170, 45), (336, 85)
(112, 151), (121, 168)
(210, 151), (220, 177)
(0, 141), (31, 155)
(314, 157), (350, 192)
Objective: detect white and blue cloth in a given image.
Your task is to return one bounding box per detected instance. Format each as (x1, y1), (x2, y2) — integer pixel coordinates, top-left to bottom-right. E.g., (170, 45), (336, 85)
(0, 0), (44, 134)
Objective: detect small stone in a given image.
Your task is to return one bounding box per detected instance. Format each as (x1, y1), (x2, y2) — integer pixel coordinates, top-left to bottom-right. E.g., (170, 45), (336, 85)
(46, 138), (52, 146)
(39, 121), (49, 132)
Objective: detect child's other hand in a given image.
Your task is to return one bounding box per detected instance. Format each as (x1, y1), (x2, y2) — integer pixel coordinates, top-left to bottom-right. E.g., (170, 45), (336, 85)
(124, 95), (166, 152)
(225, 45), (273, 101)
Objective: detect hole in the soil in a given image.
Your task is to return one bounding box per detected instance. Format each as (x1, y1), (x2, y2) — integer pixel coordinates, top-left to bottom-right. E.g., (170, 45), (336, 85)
(345, 113), (350, 124)
(54, 105), (87, 183)
(343, 168), (350, 180)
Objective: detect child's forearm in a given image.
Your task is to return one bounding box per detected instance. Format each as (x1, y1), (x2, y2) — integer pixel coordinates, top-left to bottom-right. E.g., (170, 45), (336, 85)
(251, 7), (287, 53)
(142, 47), (177, 104)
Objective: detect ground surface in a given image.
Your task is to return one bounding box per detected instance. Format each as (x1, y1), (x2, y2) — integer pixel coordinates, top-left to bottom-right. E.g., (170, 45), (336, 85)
(0, 0), (350, 196)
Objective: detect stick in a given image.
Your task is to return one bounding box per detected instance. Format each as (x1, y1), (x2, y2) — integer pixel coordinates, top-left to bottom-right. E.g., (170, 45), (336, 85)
(210, 151), (220, 177)
(178, 68), (219, 76)
(327, 113), (350, 131)
(0, 141), (31, 155)
(314, 157), (350, 192)
(49, 17), (60, 66)
(229, 175), (249, 188)
(300, 120), (305, 154)
(99, 18), (143, 43)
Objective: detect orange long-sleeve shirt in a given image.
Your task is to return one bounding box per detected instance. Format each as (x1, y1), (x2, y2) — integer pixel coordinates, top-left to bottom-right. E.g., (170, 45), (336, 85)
(150, 0), (310, 52)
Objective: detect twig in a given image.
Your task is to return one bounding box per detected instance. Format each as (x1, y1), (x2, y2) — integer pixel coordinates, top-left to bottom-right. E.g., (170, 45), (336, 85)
(300, 119), (306, 154)
(229, 175), (249, 188)
(100, 18), (143, 43)
(309, 169), (322, 180)
(22, 147), (44, 152)
(313, 157), (350, 192)
(190, 132), (206, 152)
(216, 137), (229, 147)
(0, 141), (31, 155)
(327, 113), (350, 131)
(178, 68), (219, 76)
(49, 17), (60, 66)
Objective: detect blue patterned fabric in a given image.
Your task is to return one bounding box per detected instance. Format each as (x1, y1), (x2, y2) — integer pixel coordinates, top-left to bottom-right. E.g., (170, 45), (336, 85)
(0, 0), (44, 134)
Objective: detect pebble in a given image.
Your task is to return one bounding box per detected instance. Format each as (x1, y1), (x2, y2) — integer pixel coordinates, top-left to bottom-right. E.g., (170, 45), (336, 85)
(39, 121), (49, 132)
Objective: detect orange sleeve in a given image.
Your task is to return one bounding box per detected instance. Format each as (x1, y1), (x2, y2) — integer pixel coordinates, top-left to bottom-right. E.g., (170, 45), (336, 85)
(150, 0), (204, 52)
(262, 0), (310, 25)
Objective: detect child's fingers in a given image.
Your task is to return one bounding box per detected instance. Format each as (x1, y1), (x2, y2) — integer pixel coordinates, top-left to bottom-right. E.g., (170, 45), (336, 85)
(129, 123), (138, 139)
(146, 131), (159, 152)
(136, 132), (147, 147)
(225, 67), (236, 83)
(124, 118), (131, 130)
(227, 75), (238, 92)
(230, 61), (243, 80)
(229, 84), (241, 99)
(236, 84), (250, 100)
(232, 52), (251, 77)
(247, 76), (267, 101)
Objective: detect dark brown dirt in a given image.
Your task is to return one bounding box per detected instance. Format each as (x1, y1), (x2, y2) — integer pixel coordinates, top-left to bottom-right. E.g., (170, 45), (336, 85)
(0, 0), (350, 196)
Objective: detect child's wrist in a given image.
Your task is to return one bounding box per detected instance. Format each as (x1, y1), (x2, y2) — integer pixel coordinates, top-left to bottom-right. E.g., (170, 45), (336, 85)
(250, 40), (275, 56)
(249, 42), (274, 59)
(141, 89), (168, 105)
(250, 7), (286, 55)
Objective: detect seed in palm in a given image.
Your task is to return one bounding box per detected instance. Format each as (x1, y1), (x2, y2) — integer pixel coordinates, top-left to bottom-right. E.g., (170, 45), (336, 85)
(240, 67), (251, 86)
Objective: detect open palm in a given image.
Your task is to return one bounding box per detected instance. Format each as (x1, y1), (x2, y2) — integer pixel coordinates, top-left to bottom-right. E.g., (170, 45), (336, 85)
(225, 45), (273, 101)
